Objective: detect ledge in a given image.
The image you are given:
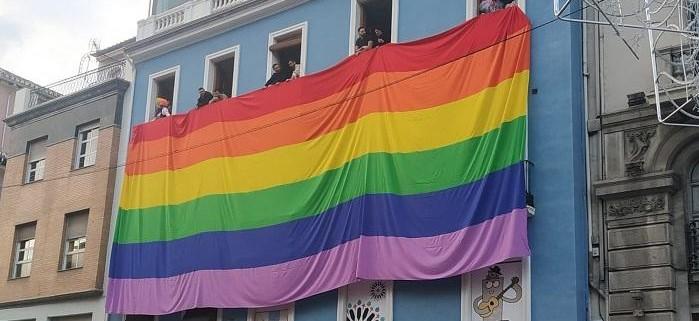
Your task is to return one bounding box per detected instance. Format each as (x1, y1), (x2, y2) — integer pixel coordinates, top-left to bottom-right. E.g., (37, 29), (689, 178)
(594, 171), (678, 199)
(4, 79), (129, 128)
(0, 289), (102, 309)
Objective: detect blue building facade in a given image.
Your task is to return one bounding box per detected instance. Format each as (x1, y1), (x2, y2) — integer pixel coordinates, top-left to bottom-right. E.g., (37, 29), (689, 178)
(116, 0), (588, 320)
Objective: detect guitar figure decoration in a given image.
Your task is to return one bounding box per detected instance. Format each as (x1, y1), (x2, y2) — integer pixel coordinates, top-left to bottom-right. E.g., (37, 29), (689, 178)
(472, 266), (523, 321)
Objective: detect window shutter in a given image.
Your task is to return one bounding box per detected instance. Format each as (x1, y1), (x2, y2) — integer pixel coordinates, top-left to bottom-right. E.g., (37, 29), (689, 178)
(15, 223), (36, 241)
(66, 211), (89, 239)
(27, 138), (47, 162)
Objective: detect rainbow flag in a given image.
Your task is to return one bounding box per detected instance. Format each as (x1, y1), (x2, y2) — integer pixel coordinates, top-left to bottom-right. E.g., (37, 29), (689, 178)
(107, 7), (531, 315)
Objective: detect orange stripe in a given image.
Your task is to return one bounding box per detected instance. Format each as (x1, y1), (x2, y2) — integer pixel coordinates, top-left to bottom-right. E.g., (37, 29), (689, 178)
(126, 37), (530, 176)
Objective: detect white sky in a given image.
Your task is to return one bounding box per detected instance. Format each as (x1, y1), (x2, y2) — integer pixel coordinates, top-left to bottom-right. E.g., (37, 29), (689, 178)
(0, 0), (149, 86)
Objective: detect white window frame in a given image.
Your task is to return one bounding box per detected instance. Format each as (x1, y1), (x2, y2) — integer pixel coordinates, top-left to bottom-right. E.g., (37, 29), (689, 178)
(26, 139), (46, 183)
(266, 22), (308, 81)
(74, 124), (99, 169)
(203, 45), (241, 97)
(336, 281), (394, 321)
(26, 158), (45, 183)
(12, 238), (34, 278)
(247, 303), (295, 321)
(145, 65), (181, 121)
(467, 0), (526, 19)
(348, 0), (400, 55)
(62, 236), (86, 270)
(460, 258), (531, 321)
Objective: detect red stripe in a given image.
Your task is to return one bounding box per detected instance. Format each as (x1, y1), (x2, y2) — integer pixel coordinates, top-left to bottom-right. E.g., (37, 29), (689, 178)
(133, 8), (530, 143)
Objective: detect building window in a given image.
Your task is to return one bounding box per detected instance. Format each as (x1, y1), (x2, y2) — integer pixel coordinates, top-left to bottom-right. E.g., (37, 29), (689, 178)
(468, 0), (526, 18)
(48, 314), (92, 321)
(75, 123), (99, 169)
(461, 260), (529, 321)
(337, 281), (393, 321)
(267, 22), (307, 83)
(11, 222), (36, 279)
(350, 0), (398, 54)
(124, 316), (155, 321)
(25, 138), (47, 183)
(204, 45), (240, 97)
(183, 308), (218, 321)
(61, 210), (88, 270)
(146, 66), (180, 121)
(248, 304), (294, 321)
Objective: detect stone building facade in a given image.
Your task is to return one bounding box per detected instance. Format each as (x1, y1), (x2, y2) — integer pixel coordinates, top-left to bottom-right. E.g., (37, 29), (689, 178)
(585, 9), (699, 321)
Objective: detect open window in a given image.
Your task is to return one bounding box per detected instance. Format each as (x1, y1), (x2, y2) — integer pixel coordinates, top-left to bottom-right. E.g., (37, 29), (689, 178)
(204, 45), (240, 97)
(25, 137), (47, 183)
(146, 66), (180, 121)
(469, 0), (526, 18)
(267, 22), (307, 82)
(350, 0), (398, 54)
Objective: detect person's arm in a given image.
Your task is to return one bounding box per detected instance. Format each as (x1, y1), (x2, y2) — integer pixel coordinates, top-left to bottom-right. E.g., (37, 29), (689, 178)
(162, 107), (171, 117)
(367, 40), (374, 49)
(265, 75), (275, 87)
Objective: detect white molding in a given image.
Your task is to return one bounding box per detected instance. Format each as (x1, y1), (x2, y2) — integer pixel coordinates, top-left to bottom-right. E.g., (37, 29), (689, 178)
(460, 259), (531, 321)
(467, 0), (526, 19)
(337, 281), (394, 321)
(265, 21), (308, 81)
(247, 303), (295, 321)
(203, 44), (241, 97)
(348, 0), (400, 55)
(145, 65), (181, 121)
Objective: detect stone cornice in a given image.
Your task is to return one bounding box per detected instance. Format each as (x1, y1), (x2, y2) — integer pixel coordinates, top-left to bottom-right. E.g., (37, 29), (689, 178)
(594, 170), (678, 199)
(4, 79), (130, 128)
(0, 289), (102, 309)
(126, 0), (309, 63)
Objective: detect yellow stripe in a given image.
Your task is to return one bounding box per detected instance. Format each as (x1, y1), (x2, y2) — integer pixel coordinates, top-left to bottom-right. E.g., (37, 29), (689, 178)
(121, 71), (529, 210)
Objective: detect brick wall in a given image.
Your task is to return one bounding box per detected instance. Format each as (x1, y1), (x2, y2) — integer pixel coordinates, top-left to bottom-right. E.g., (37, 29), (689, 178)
(0, 126), (120, 304)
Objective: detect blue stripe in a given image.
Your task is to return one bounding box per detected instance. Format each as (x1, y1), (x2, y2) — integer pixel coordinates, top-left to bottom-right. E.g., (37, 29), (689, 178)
(109, 163), (525, 279)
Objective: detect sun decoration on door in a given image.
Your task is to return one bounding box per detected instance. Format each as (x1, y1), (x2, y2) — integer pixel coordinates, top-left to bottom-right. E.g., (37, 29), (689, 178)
(369, 281), (387, 300)
(346, 281), (388, 321)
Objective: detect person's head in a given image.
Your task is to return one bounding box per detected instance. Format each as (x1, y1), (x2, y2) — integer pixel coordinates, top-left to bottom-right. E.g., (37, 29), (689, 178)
(272, 63), (281, 73)
(198, 87), (206, 95)
(358, 26), (366, 36)
(288, 60), (297, 68)
(156, 97), (169, 108)
(375, 28), (383, 36)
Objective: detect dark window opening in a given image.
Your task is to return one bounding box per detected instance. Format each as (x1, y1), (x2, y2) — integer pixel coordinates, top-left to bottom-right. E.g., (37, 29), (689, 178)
(124, 316), (155, 321)
(270, 31), (302, 77)
(212, 56), (235, 97)
(155, 75), (175, 104)
(182, 308), (218, 321)
(358, 0), (393, 43)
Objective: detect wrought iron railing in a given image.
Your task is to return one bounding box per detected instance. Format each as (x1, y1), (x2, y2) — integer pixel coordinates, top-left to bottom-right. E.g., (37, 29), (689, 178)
(25, 60), (126, 110)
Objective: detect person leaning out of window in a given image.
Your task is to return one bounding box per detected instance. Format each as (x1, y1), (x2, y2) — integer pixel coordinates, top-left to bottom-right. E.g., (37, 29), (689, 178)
(355, 26), (374, 54)
(154, 97), (171, 119)
(209, 89), (229, 103)
(197, 87), (214, 108)
(265, 63), (289, 87)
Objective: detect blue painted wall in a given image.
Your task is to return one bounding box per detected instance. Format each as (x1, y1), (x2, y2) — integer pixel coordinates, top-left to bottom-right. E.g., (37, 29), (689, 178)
(127, 0), (589, 320)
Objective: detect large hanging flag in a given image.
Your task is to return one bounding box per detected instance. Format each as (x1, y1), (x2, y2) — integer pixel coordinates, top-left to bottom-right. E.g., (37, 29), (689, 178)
(107, 7), (531, 315)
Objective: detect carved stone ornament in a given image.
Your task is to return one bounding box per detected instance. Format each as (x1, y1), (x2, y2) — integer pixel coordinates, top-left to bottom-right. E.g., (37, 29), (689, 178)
(606, 195), (665, 217)
(624, 127), (657, 176)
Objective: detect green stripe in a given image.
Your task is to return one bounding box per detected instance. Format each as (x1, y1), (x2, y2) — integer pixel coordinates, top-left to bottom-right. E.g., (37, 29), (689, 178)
(115, 116), (526, 244)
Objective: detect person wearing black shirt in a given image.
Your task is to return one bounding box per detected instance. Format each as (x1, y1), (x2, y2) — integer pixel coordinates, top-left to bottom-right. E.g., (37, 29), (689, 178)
(197, 88), (214, 107)
(374, 28), (389, 47)
(355, 26), (374, 53)
(265, 63), (290, 87)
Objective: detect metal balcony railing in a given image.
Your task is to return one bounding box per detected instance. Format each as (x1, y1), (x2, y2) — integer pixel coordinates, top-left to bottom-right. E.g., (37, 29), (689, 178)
(23, 60), (127, 110)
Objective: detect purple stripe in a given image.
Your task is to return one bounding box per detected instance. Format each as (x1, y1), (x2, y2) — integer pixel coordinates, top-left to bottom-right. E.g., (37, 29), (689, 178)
(106, 209), (529, 315)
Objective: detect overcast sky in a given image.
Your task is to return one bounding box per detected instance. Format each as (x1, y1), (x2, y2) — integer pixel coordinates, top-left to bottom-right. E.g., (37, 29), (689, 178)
(0, 0), (149, 86)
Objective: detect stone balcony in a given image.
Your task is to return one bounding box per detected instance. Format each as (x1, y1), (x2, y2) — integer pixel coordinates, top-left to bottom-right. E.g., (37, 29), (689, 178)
(137, 0), (254, 40)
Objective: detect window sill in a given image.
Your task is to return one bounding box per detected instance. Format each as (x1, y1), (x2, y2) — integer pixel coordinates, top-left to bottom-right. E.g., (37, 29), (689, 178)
(23, 179), (44, 185)
(8, 276), (30, 281)
(71, 164), (96, 172)
(58, 266), (84, 273)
